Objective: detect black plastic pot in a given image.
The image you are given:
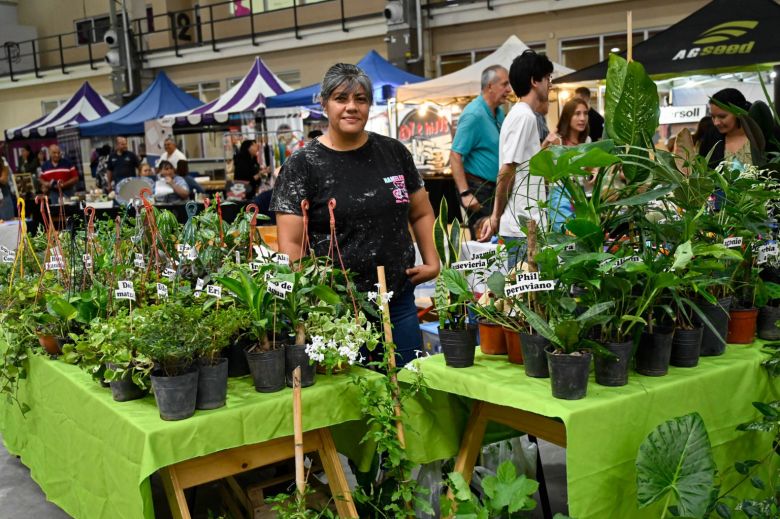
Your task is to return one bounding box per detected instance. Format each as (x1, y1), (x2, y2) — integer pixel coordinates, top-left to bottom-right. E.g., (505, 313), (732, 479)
(695, 297), (732, 356)
(546, 349), (591, 400)
(196, 358), (229, 410)
(594, 340), (633, 387)
(151, 367), (199, 421)
(670, 327), (703, 368)
(246, 347), (285, 393)
(635, 326), (674, 376)
(439, 326), (477, 368)
(224, 339), (250, 377)
(519, 333), (549, 378)
(758, 305), (780, 340)
(285, 344), (316, 388)
(107, 363), (147, 402)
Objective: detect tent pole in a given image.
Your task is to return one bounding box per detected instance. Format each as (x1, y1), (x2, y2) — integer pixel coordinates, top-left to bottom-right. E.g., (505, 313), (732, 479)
(626, 11), (633, 62)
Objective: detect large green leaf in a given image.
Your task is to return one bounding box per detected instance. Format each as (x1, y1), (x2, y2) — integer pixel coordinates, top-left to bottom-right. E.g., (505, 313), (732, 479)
(566, 218), (604, 251)
(517, 303), (562, 348)
(442, 268), (470, 296)
(605, 55), (659, 148)
(636, 412), (716, 517)
(46, 296), (77, 321)
(311, 285), (341, 306)
(604, 54), (628, 143)
(672, 241), (694, 271)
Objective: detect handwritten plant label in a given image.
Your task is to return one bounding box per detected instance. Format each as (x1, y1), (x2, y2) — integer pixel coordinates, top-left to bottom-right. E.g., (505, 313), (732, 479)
(452, 259), (488, 271)
(133, 253), (145, 269)
(615, 256), (642, 268)
(194, 277), (205, 297)
(472, 250), (493, 259)
(268, 280), (293, 299)
(114, 288), (136, 301)
(0, 245), (9, 256)
(250, 261), (263, 272)
(82, 254), (93, 268)
(118, 280), (134, 290)
(723, 237), (743, 248)
(163, 268), (177, 280)
(506, 279), (557, 296)
(274, 253), (290, 266)
(757, 244), (779, 264)
(564, 243), (577, 252)
(206, 285), (222, 299)
(157, 283), (168, 299)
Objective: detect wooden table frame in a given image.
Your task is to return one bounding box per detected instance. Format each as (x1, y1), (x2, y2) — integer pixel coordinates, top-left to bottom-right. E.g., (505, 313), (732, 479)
(453, 400), (567, 518)
(159, 427), (357, 519)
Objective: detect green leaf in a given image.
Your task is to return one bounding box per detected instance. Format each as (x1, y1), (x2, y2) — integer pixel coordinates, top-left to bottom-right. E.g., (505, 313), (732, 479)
(750, 476), (765, 490)
(566, 218), (604, 251)
(672, 241), (694, 271)
(752, 401), (780, 418)
(46, 296), (77, 321)
(609, 58), (660, 147)
(442, 268), (471, 297)
(496, 459), (516, 483)
(448, 471), (474, 502)
(486, 271), (505, 297)
(603, 185), (675, 207)
(604, 54), (628, 143)
(311, 285), (340, 306)
(715, 502), (732, 518)
(516, 303), (562, 348)
(636, 412), (716, 517)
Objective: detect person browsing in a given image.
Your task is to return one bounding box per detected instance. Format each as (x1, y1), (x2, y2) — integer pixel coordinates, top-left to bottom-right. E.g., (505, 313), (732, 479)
(450, 65), (511, 237)
(40, 144), (79, 204)
(106, 136), (140, 192)
(155, 138), (187, 169)
(271, 63), (439, 365)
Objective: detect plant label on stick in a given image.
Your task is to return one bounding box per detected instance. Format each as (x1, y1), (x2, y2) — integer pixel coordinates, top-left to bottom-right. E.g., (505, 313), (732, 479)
(157, 283), (168, 299)
(206, 285), (222, 298)
(274, 253), (290, 266)
(82, 254), (92, 269)
(615, 256), (642, 268)
(565, 243), (577, 251)
(471, 250), (493, 259)
(505, 283), (525, 298)
(723, 237), (743, 248)
(253, 244), (275, 262)
(114, 288), (136, 301)
(757, 244), (778, 264)
(187, 246), (198, 260)
(235, 251), (240, 264)
(163, 268), (176, 280)
(3, 250), (15, 263)
(515, 279), (557, 294)
(516, 272), (540, 282)
(118, 280), (134, 290)
(268, 280), (292, 298)
(194, 277), (205, 297)
(133, 253), (145, 269)
(250, 261), (263, 272)
(452, 259), (488, 271)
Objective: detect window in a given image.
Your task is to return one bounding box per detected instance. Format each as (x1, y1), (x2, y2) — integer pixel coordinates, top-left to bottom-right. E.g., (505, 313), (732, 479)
(560, 29), (663, 70)
(230, 0), (327, 16)
(437, 42), (545, 76)
(74, 14), (123, 45)
(182, 81), (221, 103)
(276, 69), (301, 88)
(41, 99), (67, 116)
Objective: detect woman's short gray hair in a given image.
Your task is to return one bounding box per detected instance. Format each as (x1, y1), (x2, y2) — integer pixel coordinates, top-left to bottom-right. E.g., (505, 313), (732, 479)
(320, 63), (374, 106)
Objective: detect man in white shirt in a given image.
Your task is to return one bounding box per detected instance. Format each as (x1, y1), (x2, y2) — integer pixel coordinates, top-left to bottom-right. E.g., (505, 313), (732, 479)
(155, 138), (187, 169)
(479, 50), (553, 266)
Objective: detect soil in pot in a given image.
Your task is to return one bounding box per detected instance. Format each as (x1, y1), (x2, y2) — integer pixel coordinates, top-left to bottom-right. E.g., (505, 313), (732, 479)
(519, 333), (549, 378)
(727, 308), (759, 344)
(478, 321), (507, 355)
(285, 344), (316, 387)
(503, 328), (524, 364)
(758, 305), (780, 340)
(594, 340), (633, 387)
(196, 358), (229, 410)
(224, 338), (251, 377)
(246, 347), (285, 393)
(546, 349), (591, 400)
(151, 367), (199, 421)
(439, 326), (477, 368)
(37, 334), (64, 356)
(107, 363), (148, 402)
(670, 327), (703, 368)
(635, 326), (674, 376)
(695, 297), (732, 356)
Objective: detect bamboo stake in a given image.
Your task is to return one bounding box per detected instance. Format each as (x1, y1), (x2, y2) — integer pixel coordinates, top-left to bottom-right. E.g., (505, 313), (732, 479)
(627, 11), (633, 62)
(376, 265), (406, 449)
(292, 366), (305, 496)
(526, 220), (541, 320)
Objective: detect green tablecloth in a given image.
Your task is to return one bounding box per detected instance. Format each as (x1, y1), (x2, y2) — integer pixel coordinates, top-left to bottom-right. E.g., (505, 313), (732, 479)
(399, 343), (780, 519)
(0, 355), (377, 519)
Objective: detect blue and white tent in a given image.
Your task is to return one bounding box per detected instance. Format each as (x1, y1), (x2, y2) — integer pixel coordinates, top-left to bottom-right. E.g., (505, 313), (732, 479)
(266, 50), (424, 109)
(4, 82), (118, 140)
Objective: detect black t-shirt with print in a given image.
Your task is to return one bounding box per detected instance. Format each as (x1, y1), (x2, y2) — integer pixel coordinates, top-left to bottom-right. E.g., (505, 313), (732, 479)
(270, 132), (424, 293)
(107, 151), (140, 185)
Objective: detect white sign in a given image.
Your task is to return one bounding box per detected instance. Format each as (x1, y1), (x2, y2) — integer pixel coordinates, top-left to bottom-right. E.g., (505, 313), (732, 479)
(163, 268), (177, 280)
(194, 277), (205, 297)
(452, 259), (488, 271)
(659, 105), (707, 125)
(235, 251), (241, 264)
(187, 247), (198, 260)
(45, 260), (64, 271)
(758, 244), (779, 265)
(565, 243), (577, 251)
(268, 280), (293, 298)
(157, 283), (168, 299)
(0, 245), (10, 255)
(253, 244), (275, 261)
(83, 254), (92, 269)
(206, 285), (222, 298)
(723, 237), (743, 249)
(2, 253), (14, 264)
(472, 250), (493, 259)
(118, 280), (134, 290)
(250, 262), (263, 272)
(274, 253), (290, 266)
(506, 279), (557, 296)
(615, 256), (642, 268)
(133, 253), (145, 269)
(114, 289), (136, 301)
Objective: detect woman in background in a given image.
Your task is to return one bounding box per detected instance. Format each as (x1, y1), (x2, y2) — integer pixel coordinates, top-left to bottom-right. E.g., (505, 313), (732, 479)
(154, 160), (190, 203)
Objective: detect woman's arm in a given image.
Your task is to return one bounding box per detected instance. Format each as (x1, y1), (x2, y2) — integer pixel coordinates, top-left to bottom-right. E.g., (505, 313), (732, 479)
(170, 177), (190, 199)
(406, 189), (440, 285)
(276, 213), (305, 261)
(0, 161), (8, 186)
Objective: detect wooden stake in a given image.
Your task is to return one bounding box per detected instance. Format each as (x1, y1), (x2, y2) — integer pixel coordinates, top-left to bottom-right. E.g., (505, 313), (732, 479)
(627, 11), (633, 62)
(376, 266), (406, 449)
(527, 220), (538, 274)
(292, 366), (305, 497)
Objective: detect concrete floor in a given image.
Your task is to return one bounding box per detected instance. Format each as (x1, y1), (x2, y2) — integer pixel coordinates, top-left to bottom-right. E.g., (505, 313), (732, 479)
(0, 435), (568, 518)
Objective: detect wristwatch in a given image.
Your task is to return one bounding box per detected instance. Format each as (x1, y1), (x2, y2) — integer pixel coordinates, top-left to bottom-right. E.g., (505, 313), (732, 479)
(459, 188), (473, 198)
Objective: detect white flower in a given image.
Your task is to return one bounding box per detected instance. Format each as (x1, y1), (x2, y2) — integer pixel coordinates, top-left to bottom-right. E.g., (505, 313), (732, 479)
(404, 361), (419, 373)
(367, 291), (378, 302)
(381, 291), (394, 304)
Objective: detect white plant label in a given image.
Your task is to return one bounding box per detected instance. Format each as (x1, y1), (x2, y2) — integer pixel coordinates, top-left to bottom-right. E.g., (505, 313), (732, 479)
(118, 280), (134, 290)
(250, 261), (263, 272)
(187, 246), (198, 260)
(505, 283), (525, 298)
(206, 285), (222, 298)
(235, 251), (241, 264)
(176, 244), (187, 255)
(472, 250), (493, 259)
(268, 280), (293, 298)
(82, 254), (92, 268)
(157, 283), (168, 299)
(515, 272), (540, 282)
(195, 278), (205, 290)
(565, 243), (577, 251)
(452, 259), (488, 271)
(510, 279), (557, 295)
(163, 268), (176, 280)
(253, 244), (275, 262)
(615, 256), (642, 268)
(264, 271), (274, 281)
(274, 253), (290, 266)
(0, 245), (9, 255)
(757, 244), (779, 264)
(2, 253), (14, 264)
(114, 288), (136, 301)
(133, 253), (145, 269)
(723, 237), (743, 248)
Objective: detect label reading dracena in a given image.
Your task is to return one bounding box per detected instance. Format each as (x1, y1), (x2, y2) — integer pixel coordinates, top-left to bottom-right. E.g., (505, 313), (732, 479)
(452, 259), (488, 271)
(114, 289), (136, 301)
(157, 283), (168, 299)
(206, 285), (222, 298)
(723, 237), (743, 248)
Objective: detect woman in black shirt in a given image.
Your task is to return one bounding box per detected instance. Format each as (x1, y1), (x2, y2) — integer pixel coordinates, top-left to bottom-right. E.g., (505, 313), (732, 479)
(271, 63), (439, 364)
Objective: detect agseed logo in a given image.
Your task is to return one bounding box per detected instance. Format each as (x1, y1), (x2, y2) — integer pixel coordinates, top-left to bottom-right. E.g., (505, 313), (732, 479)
(672, 19), (757, 60)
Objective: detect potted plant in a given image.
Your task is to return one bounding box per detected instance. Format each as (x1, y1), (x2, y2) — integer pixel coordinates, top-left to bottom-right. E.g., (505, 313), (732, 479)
(134, 304), (201, 420)
(756, 272), (780, 340)
(304, 307), (379, 375)
(36, 294), (79, 355)
(192, 306), (246, 410)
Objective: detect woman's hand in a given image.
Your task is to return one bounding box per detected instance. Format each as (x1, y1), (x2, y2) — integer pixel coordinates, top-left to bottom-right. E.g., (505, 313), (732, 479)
(542, 132), (561, 149)
(406, 263), (439, 285)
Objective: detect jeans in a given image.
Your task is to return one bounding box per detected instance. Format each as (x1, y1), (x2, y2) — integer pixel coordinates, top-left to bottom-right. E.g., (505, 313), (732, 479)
(363, 280), (422, 367)
(500, 236), (528, 269)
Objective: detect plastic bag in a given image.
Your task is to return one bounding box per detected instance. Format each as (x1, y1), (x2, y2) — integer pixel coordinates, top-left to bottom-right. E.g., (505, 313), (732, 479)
(414, 460), (444, 518)
(473, 435), (538, 492)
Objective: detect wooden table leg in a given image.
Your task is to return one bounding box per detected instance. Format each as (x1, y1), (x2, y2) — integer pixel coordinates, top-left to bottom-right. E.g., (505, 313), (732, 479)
(452, 400), (489, 484)
(160, 466), (190, 519)
(317, 428), (358, 518)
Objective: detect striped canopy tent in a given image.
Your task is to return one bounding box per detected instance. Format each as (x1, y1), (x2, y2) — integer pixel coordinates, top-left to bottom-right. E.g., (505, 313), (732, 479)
(4, 82), (118, 140)
(164, 57), (291, 128)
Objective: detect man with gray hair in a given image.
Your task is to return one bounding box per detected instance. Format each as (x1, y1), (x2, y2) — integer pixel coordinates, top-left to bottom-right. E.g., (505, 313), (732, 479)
(155, 137), (187, 169)
(450, 64), (512, 236)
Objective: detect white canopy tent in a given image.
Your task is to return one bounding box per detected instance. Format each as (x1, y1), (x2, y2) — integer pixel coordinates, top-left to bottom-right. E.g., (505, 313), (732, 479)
(396, 35), (574, 104)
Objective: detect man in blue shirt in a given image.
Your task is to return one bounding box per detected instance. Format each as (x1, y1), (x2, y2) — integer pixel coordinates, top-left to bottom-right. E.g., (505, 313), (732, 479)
(451, 64), (512, 236)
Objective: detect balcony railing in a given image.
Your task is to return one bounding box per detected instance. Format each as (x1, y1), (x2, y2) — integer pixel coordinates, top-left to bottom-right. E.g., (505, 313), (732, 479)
(0, 0), (385, 81)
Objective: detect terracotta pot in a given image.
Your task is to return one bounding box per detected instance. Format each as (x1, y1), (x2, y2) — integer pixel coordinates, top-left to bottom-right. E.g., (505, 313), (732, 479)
(37, 334), (63, 355)
(503, 328), (524, 364)
(479, 321), (507, 355)
(727, 308), (758, 344)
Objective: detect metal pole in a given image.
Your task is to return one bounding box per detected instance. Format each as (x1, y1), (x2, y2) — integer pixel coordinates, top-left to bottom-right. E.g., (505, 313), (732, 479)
(6, 45), (16, 82)
(87, 39), (97, 70)
(169, 13), (181, 57)
(58, 34), (67, 74)
(249, 0), (258, 46)
(209, 5), (218, 52)
(293, 0), (302, 40)
(32, 40), (41, 78)
(340, 0), (348, 32)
